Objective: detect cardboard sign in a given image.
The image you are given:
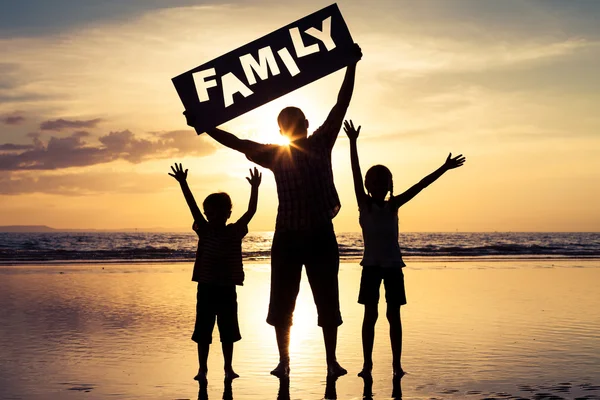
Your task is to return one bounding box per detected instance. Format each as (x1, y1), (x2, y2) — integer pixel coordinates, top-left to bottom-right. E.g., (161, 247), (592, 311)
(172, 3), (357, 134)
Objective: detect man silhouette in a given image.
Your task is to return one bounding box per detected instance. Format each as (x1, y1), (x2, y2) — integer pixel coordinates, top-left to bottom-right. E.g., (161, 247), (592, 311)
(184, 43), (361, 378)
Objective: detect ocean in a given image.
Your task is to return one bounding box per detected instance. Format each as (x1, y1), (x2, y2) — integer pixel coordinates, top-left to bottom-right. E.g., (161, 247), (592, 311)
(1, 231), (599, 264)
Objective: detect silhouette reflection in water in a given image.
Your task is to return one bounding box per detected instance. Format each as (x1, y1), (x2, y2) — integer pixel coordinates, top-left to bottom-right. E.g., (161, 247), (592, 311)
(324, 375), (338, 399)
(361, 374), (373, 399)
(277, 376), (290, 400)
(198, 382), (208, 400)
(392, 375), (403, 399)
(360, 374), (403, 399)
(197, 377), (234, 400)
(223, 378), (233, 400)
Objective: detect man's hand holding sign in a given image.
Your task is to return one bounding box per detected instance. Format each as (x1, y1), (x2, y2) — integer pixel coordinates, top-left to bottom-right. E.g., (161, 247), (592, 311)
(174, 3), (361, 380)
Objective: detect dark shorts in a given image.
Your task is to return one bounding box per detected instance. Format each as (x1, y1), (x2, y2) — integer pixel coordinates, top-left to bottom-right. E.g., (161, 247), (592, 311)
(192, 283), (241, 344)
(267, 223), (342, 328)
(358, 266), (407, 306)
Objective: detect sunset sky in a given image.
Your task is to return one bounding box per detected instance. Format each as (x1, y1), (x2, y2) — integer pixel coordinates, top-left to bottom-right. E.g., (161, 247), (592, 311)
(1, 0), (599, 232)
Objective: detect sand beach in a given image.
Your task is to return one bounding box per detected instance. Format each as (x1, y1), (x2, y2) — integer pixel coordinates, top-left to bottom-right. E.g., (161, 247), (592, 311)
(1, 260), (599, 400)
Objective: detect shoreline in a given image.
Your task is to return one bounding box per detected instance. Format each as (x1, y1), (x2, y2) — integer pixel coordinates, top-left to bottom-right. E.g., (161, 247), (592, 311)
(1, 255), (600, 267)
(1, 257), (599, 270)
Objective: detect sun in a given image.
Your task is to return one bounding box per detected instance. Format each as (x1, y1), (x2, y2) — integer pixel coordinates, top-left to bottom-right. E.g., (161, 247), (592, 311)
(273, 134), (290, 146)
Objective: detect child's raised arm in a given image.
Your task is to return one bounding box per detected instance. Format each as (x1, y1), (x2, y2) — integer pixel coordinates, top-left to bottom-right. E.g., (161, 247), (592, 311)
(391, 153), (466, 209)
(344, 120), (368, 207)
(237, 167), (262, 226)
(168, 163), (206, 225)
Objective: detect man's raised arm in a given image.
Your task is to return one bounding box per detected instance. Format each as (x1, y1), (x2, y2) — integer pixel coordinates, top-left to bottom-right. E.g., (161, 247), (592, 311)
(206, 128), (265, 155)
(184, 111), (265, 156)
(318, 44), (362, 146)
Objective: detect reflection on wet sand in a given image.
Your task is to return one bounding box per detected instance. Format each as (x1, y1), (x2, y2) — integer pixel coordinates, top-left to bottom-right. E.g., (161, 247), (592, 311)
(362, 374), (374, 399)
(198, 377), (234, 400)
(392, 375), (402, 399)
(1, 262), (599, 399)
(324, 376), (338, 399)
(277, 377), (289, 400)
(360, 374), (402, 399)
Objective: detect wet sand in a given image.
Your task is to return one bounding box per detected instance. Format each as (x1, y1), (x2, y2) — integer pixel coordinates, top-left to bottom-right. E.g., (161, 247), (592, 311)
(1, 260), (599, 399)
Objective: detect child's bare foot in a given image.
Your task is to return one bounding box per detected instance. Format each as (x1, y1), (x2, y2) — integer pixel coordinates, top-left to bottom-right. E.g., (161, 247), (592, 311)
(358, 362), (372, 378)
(327, 361), (347, 378)
(224, 369), (239, 381)
(270, 361), (290, 378)
(393, 368), (406, 379)
(194, 369), (208, 385)
(357, 368), (372, 378)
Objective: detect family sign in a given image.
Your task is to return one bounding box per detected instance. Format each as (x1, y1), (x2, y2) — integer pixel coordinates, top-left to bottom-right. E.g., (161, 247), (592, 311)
(172, 3), (357, 134)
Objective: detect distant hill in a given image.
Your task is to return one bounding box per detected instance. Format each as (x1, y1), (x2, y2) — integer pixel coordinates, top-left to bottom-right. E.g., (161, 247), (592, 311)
(0, 225), (187, 233)
(0, 225), (57, 232)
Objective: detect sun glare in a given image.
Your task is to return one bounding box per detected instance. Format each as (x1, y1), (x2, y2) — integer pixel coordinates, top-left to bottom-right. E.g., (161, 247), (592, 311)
(275, 135), (290, 146)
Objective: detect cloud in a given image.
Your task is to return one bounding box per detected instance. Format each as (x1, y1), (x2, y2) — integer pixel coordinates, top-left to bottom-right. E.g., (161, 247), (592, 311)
(0, 170), (172, 195)
(0, 63), (20, 90)
(0, 63), (48, 104)
(364, 37), (597, 79)
(2, 113), (25, 125)
(0, 169), (232, 196)
(0, 129), (216, 170)
(40, 118), (102, 131)
(0, 144), (35, 151)
(0, 0), (216, 38)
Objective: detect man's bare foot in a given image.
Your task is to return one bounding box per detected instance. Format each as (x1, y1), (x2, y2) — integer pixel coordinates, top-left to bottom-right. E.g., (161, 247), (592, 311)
(224, 369), (240, 381)
(327, 361), (347, 378)
(270, 362), (290, 378)
(194, 369), (208, 385)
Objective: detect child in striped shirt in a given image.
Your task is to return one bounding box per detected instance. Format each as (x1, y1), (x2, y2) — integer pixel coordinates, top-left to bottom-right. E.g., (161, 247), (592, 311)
(169, 163), (261, 385)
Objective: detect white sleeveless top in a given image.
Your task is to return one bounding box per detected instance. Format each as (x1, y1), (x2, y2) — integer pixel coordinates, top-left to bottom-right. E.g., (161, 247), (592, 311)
(359, 201), (406, 268)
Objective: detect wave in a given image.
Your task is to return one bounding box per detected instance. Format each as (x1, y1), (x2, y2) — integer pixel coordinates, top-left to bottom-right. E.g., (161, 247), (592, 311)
(1, 232), (599, 264)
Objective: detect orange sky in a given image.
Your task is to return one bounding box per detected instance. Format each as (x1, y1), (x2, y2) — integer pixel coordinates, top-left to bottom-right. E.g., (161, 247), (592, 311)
(1, 1), (599, 232)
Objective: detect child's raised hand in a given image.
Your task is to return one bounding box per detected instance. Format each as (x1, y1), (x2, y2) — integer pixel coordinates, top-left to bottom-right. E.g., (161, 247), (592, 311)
(343, 119), (361, 141)
(246, 167), (262, 188)
(168, 163), (188, 182)
(444, 153), (466, 170)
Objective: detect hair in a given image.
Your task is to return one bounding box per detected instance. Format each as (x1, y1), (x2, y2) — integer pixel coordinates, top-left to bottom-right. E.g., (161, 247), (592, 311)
(202, 192), (232, 214)
(277, 106), (306, 135)
(364, 164), (394, 198)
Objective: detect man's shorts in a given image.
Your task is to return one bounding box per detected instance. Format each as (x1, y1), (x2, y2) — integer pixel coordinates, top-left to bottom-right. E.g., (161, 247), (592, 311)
(358, 266), (407, 306)
(266, 223), (342, 328)
(192, 283), (241, 344)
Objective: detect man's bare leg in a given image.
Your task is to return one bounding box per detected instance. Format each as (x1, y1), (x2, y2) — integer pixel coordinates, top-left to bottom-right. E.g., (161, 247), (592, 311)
(271, 325), (291, 378)
(323, 326), (347, 378)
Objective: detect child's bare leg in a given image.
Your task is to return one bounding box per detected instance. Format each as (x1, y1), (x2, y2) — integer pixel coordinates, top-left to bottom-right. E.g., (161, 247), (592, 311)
(386, 304), (404, 377)
(194, 343), (209, 384)
(358, 304), (378, 377)
(222, 342), (239, 380)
